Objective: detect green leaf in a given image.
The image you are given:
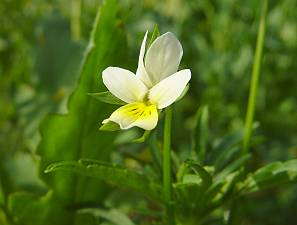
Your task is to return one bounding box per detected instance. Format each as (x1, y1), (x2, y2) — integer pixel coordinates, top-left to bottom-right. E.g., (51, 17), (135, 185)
(192, 106), (209, 164)
(174, 174), (202, 189)
(198, 171), (244, 215)
(0, 209), (9, 225)
(215, 154), (251, 182)
(45, 159), (163, 202)
(213, 146), (240, 172)
(9, 1), (128, 225)
(79, 208), (135, 225)
(185, 159), (212, 188)
(8, 191), (73, 225)
(148, 24), (160, 48)
(88, 91), (126, 105)
(240, 159), (297, 194)
(148, 131), (162, 172)
(0, 180), (4, 207)
(100, 121), (121, 131)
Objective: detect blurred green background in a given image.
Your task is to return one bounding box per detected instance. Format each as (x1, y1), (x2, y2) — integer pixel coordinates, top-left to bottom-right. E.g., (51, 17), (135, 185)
(0, 0), (297, 224)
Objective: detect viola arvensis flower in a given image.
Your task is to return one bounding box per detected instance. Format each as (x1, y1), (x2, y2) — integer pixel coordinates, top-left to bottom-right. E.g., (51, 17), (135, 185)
(102, 31), (191, 130)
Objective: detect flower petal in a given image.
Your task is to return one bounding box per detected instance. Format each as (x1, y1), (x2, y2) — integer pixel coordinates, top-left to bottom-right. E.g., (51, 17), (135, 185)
(136, 31), (154, 88)
(103, 102), (158, 130)
(148, 69), (191, 109)
(102, 67), (148, 103)
(145, 32), (183, 84)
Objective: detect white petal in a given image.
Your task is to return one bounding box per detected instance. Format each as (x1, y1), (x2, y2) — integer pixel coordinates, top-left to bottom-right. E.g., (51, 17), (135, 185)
(148, 69), (191, 109)
(145, 32), (183, 84)
(102, 67), (148, 103)
(136, 31), (154, 88)
(103, 102), (158, 130)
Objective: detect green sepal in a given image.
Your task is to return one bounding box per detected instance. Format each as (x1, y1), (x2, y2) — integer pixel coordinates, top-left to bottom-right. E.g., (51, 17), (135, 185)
(132, 130), (151, 143)
(99, 121), (120, 131)
(88, 91), (126, 105)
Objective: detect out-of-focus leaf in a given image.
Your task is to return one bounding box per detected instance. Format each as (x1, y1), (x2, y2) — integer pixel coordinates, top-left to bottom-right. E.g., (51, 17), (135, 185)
(148, 131), (162, 171)
(45, 159), (163, 201)
(192, 106), (209, 164)
(213, 146), (240, 172)
(215, 154), (251, 182)
(100, 121), (121, 131)
(0, 180), (4, 206)
(185, 159), (212, 188)
(208, 129), (244, 165)
(207, 171), (243, 208)
(8, 191), (71, 225)
(8, 1), (127, 225)
(240, 159), (297, 194)
(79, 208), (135, 225)
(88, 92), (126, 105)
(38, 0), (126, 200)
(174, 174), (202, 188)
(0, 209), (9, 225)
(174, 160), (212, 209)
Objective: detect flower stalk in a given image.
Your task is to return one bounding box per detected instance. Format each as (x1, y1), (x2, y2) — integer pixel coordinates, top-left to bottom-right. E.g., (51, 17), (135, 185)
(242, 0), (268, 155)
(163, 106), (175, 225)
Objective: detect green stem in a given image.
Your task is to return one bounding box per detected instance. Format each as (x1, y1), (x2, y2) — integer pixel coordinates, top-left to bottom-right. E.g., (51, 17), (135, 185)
(163, 106), (175, 225)
(242, 0), (268, 154)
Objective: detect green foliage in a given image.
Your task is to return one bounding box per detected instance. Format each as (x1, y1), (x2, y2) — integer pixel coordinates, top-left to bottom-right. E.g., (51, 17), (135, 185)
(192, 106), (209, 164)
(88, 92), (126, 105)
(37, 0), (126, 202)
(45, 159), (163, 201)
(8, 192), (71, 225)
(241, 159), (297, 194)
(79, 208), (135, 225)
(5, 0), (128, 225)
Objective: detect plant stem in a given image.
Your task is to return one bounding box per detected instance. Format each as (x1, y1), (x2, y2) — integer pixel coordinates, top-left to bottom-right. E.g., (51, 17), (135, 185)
(242, 0), (268, 155)
(163, 106), (175, 225)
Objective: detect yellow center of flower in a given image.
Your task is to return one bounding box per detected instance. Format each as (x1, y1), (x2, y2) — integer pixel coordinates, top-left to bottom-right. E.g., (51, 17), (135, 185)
(122, 102), (156, 120)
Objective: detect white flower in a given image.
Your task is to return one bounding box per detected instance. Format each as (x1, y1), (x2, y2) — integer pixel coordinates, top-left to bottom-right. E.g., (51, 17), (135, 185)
(102, 31), (191, 130)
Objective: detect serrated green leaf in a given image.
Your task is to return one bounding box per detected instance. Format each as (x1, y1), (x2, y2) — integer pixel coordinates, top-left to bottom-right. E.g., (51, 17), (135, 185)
(88, 91), (126, 105)
(45, 159), (163, 202)
(192, 106), (209, 164)
(79, 208), (135, 225)
(100, 121), (120, 131)
(240, 159), (297, 194)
